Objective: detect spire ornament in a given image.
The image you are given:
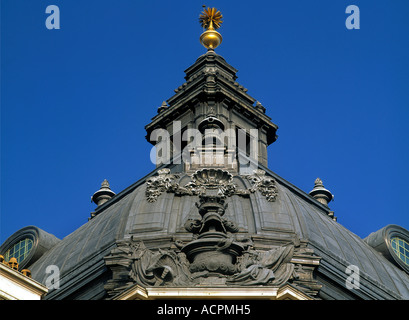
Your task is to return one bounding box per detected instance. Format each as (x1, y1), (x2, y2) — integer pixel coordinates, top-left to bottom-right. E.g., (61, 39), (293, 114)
(199, 6), (223, 50)
(309, 178), (333, 207)
(91, 179), (116, 214)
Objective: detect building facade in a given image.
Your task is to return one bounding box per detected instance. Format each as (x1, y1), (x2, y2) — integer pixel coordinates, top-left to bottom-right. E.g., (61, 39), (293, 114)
(1, 7), (409, 300)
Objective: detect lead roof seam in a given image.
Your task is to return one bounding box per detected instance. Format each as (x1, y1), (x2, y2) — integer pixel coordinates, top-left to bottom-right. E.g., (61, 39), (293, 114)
(94, 200), (126, 250)
(279, 184), (304, 238)
(116, 192), (138, 240)
(123, 189), (145, 236)
(78, 206), (114, 261)
(67, 212), (112, 264)
(295, 196), (356, 270)
(301, 203), (363, 269)
(289, 192), (330, 249)
(34, 231), (79, 282)
(338, 224), (409, 294)
(336, 224), (398, 291)
(305, 201), (364, 271)
(303, 201), (403, 296)
(57, 230), (87, 281)
(30, 238), (67, 283)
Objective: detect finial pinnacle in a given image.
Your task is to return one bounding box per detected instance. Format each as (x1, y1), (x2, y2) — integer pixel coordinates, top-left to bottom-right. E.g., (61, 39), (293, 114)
(101, 179), (110, 188)
(199, 7), (223, 50)
(199, 6), (223, 30)
(314, 177), (324, 187)
(157, 101), (168, 114)
(91, 179), (116, 208)
(309, 177), (333, 207)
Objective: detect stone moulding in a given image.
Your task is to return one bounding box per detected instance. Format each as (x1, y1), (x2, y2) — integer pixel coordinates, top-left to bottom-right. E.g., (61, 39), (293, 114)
(145, 168), (278, 202)
(112, 283), (314, 300)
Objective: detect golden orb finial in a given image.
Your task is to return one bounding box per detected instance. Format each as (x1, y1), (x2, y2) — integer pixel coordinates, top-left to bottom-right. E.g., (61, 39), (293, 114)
(199, 6), (223, 50)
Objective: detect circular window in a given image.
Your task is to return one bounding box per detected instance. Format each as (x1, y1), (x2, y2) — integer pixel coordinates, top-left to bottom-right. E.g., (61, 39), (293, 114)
(0, 226), (60, 271)
(390, 237), (409, 267)
(365, 224), (409, 274)
(0, 226), (38, 270)
(4, 238), (34, 264)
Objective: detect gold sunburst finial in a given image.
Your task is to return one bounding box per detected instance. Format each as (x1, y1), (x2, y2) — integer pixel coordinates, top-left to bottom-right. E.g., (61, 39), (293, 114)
(199, 6), (223, 30)
(199, 6), (223, 50)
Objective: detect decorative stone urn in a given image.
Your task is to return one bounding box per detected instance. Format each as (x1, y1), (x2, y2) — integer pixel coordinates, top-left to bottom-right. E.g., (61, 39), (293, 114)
(181, 170), (244, 275)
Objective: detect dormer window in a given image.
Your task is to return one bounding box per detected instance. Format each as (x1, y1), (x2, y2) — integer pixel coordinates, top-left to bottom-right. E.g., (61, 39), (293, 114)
(4, 238), (33, 264)
(391, 237), (409, 266)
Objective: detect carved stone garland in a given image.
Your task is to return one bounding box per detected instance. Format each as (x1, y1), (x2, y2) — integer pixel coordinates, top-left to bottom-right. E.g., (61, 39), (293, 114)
(145, 168), (278, 202)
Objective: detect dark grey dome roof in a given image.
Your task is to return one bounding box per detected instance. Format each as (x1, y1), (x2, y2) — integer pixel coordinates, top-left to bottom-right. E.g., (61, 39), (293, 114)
(281, 183), (409, 299)
(28, 166), (409, 299)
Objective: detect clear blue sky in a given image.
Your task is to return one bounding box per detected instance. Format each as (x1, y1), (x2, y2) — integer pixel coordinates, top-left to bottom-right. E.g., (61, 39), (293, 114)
(1, 0), (408, 243)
